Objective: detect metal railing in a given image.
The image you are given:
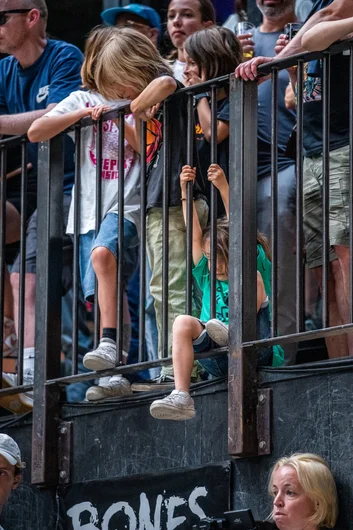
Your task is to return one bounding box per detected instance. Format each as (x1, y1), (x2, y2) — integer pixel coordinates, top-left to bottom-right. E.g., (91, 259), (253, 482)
(228, 38), (353, 456)
(0, 38), (352, 484)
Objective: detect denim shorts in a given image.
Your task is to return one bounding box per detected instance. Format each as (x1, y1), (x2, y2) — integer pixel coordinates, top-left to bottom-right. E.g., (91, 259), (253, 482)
(193, 327), (228, 378)
(79, 213), (139, 301)
(195, 307), (273, 379)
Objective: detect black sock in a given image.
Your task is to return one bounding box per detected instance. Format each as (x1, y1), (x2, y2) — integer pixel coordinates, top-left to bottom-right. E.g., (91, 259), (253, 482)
(102, 328), (117, 342)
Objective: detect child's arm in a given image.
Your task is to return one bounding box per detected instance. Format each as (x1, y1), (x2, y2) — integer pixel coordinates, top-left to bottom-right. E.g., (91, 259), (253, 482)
(302, 17), (353, 51)
(257, 271), (266, 313)
(195, 98), (229, 144)
(130, 76), (177, 120)
(207, 164), (229, 219)
(180, 165), (204, 266)
(27, 107), (93, 142)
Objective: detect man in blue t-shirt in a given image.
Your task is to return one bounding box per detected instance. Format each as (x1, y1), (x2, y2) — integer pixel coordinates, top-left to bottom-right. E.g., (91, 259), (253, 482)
(237, 0), (299, 364)
(235, 0), (353, 358)
(0, 0), (83, 391)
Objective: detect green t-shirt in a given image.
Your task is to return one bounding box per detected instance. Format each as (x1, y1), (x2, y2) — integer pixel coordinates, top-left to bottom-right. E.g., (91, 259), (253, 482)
(257, 244), (285, 367)
(193, 255), (229, 324)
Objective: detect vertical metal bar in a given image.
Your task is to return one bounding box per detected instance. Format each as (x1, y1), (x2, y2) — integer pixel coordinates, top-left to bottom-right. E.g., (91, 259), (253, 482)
(228, 76), (258, 457)
(0, 145), (7, 386)
(17, 139), (28, 385)
(72, 126), (81, 375)
(32, 137), (63, 485)
(94, 119), (103, 347)
(138, 121), (147, 363)
(271, 69), (279, 337)
(296, 61), (305, 333)
(162, 100), (170, 359)
(116, 111), (125, 364)
(322, 54), (330, 328)
(186, 92), (194, 316)
(349, 47), (353, 323)
(210, 86), (218, 319)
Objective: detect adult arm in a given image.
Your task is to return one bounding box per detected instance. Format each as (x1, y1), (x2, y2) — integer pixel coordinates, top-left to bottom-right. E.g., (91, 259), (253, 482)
(0, 105), (57, 135)
(236, 0), (353, 80)
(302, 16), (353, 50)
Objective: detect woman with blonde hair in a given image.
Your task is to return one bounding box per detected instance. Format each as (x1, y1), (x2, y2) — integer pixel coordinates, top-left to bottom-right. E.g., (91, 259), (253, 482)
(266, 453), (338, 530)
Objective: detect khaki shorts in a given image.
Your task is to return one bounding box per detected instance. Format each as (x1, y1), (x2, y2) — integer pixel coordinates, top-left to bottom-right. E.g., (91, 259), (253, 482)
(303, 144), (349, 268)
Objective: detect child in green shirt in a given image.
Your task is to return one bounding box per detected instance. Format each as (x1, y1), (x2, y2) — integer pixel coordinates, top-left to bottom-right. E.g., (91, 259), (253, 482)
(150, 164), (274, 421)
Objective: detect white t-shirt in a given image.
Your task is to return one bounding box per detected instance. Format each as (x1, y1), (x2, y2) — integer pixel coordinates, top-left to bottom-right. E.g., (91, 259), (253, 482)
(45, 91), (140, 235)
(172, 59), (185, 83)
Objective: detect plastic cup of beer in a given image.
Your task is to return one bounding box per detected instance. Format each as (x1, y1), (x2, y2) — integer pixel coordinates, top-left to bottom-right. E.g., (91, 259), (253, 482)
(237, 22), (255, 59)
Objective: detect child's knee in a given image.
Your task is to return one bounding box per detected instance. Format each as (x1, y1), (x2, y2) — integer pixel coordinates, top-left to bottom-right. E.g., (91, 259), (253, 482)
(173, 314), (196, 335)
(91, 246), (116, 274)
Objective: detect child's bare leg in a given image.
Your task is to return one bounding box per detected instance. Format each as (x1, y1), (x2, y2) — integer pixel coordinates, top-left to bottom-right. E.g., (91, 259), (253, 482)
(92, 246), (130, 349)
(172, 315), (204, 393)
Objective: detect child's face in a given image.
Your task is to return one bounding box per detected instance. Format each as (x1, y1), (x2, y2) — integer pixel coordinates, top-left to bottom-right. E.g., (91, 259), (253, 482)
(112, 83), (139, 101)
(202, 240), (228, 281)
(184, 52), (206, 84)
(167, 0), (208, 49)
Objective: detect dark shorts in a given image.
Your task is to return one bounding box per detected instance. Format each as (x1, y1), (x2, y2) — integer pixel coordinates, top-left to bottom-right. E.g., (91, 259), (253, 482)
(11, 194), (73, 293)
(193, 327), (229, 378)
(196, 306), (273, 378)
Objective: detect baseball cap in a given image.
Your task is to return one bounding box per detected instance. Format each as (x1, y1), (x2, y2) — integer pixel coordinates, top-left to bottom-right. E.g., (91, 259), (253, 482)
(101, 4), (161, 34)
(0, 434), (25, 468)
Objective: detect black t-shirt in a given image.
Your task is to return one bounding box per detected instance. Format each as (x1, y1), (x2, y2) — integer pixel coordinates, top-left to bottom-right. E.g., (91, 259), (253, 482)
(146, 80), (206, 209)
(254, 28), (297, 179)
(195, 96), (229, 216)
(303, 0), (350, 156)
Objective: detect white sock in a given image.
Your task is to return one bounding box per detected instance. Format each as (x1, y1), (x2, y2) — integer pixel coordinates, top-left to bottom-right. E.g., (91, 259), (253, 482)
(23, 347), (35, 372)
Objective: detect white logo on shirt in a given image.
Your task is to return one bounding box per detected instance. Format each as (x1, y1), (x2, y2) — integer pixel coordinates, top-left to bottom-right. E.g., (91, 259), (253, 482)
(36, 85), (49, 104)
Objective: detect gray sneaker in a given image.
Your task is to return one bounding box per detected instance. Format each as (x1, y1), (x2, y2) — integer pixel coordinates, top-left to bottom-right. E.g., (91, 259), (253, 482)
(86, 375), (132, 401)
(131, 374), (175, 392)
(205, 319), (229, 346)
(150, 390), (196, 420)
(3, 369), (34, 407)
(83, 338), (127, 371)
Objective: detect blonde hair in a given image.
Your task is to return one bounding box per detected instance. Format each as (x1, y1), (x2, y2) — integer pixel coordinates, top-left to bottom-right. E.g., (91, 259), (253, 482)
(269, 453), (338, 528)
(81, 26), (119, 92)
(95, 27), (173, 100)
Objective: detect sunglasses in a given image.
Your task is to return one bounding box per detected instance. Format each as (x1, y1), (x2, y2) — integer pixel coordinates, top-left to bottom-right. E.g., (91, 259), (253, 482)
(0, 9), (31, 26)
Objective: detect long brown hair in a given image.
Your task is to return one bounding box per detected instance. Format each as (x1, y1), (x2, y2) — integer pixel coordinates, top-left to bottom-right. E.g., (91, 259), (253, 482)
(202, 217), (229, 273)
(81, 26), (118, 92)
(257, 231), (271, 261)
(185, 26), (243, 80)
(95, 28), (173, 100)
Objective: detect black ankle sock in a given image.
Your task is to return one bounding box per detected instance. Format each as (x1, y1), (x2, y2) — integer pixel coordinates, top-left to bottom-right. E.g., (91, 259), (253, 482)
(102, 328), (117, 342)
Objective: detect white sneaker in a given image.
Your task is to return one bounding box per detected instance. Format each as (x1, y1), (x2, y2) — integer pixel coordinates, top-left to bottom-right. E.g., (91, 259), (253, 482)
(205, 319), (229, 346)
(85, 375), (132, 401)
(83, 338), (128, 371)
(150, 390), (196, 420)
(3, 369), (34, 407)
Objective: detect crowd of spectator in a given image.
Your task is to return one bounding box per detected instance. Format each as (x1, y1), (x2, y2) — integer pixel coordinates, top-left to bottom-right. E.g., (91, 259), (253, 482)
(0, 0), (352, 419)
